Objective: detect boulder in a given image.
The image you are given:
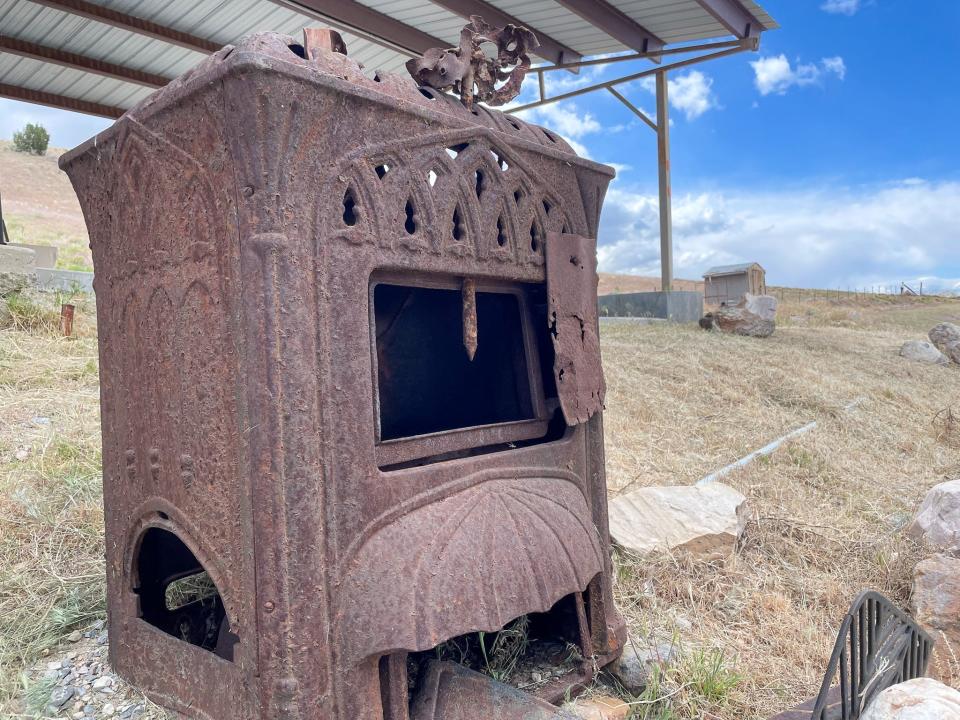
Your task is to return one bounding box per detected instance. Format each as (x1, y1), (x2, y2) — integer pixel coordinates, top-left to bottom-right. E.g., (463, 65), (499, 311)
(564, 695), (631, 720)
(861, 678), (960, 720)
(607, 483), (748, 559)
(912, 554), (960, 683)
(900, 340), (949, 365)
(0, 270), (36, 297)
(714, 293), (777, 338)
(907, 479), (960, 553)
(606, 640), (676, 695)
(930, 323), (960, 365)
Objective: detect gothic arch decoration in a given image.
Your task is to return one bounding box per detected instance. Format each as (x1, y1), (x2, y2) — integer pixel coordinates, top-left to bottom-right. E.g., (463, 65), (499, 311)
(109, 119), (226, 281)
(370, 151), (439, 254)
(316, 127), (588, 264)
(323, 163), (385, 247)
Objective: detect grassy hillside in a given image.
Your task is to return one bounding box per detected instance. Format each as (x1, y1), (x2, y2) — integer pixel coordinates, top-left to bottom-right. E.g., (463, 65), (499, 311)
(1, 141), (91, 271)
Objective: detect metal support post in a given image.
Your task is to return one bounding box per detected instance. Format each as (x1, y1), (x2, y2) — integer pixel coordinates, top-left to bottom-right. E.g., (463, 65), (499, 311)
(656, 70), (673, 294)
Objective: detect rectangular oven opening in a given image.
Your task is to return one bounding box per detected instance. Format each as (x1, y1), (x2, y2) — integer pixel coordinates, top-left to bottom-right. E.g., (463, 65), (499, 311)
(372, 277), (564, 469)
(374, 283), (534, 440)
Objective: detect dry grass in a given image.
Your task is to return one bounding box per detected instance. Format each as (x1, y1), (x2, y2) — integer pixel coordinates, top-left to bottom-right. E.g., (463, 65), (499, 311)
(1, 291), (958, 718)
(0, 292), (103, 710)
(603, 295), (960, 718)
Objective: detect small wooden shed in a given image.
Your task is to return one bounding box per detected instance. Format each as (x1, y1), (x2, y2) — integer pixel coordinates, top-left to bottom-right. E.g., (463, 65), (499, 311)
(703, 262), (766, 306)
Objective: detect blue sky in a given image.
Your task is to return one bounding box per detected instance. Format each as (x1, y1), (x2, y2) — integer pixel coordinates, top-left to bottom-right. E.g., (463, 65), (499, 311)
(2, 0), (959, 291)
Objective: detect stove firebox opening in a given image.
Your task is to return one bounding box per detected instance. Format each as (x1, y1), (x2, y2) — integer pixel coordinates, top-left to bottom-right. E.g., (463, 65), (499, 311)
(379, 585), (598, 718)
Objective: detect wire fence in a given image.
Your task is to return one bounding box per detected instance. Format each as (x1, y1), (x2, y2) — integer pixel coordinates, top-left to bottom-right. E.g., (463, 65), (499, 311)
(770, 281), (946, 303)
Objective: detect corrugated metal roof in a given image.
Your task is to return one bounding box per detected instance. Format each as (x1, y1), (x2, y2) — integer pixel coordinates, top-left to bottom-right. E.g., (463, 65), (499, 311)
(1, 0), (776, 117)
(703, 262), (763, 277)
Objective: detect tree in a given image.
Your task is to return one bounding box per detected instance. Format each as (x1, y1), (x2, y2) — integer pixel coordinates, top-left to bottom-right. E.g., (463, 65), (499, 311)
(12, 123), (50, 156)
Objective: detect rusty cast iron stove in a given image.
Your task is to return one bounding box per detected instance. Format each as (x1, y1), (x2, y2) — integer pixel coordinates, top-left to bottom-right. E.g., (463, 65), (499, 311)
(61, 26), (625, 720)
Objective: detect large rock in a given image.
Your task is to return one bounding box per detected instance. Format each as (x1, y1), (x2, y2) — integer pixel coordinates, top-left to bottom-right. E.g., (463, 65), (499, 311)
(608, 483), (748, 559)
(861, 678), (960, 720)
(912, 554), (960, 684)
(908, 479), (960, 553)
(714, 293), (777, 337)
(564, 695), (630, 720)
(0, 244), (38, 297)
(606, 640), (676, 695)
(930, 323), (960, 365)
(900, 340), (949, 365)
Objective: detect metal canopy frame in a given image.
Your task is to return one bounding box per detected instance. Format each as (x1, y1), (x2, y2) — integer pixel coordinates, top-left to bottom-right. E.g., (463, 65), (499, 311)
(506, 35), (762, 294)
(0, 0), (774, 296)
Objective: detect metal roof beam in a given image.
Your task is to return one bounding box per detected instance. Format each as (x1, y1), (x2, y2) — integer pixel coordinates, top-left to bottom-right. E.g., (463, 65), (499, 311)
(551, 0), (665, 54)
(0, 34), (169, 88)
(694, 0), (765, 39)
(0, 82), (124, 118)
(274, 0), (449, 56)
(426, 0), (581, 66)
(28, 0), (220, 54)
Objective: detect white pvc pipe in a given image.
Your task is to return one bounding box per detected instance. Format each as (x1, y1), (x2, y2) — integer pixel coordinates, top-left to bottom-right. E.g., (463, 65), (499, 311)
(696, 398), (865, 486)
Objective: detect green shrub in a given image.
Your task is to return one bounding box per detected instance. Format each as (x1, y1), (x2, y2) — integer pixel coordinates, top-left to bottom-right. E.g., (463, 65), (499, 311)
(12, 123), (50, 156)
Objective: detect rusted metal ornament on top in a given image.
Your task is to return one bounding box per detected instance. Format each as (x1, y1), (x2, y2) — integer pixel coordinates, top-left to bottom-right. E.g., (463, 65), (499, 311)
(405, 15), (539, 111)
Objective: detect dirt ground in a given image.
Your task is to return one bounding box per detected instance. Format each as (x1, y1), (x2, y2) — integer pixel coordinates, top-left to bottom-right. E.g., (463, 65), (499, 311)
(2, 290), (958, 718)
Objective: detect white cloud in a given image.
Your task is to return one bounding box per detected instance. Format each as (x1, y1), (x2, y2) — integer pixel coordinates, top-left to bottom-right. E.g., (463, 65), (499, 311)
(822, 56), (847, 81)
(626, 72), (717, 121)
(821, 0), (861, 15)
(666, 71), (718, 120)
(518, 103), (600, 138)
(751, 54), (846, 96)
(596, 179), (960, 292)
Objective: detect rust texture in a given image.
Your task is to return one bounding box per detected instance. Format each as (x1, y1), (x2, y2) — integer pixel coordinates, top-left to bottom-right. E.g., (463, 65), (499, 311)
(61, 27), (622, 720)
(60, 302), (75, 337)
(461, 277), (477, 360)
(546, 232), (606, 425)
(406, 15), (537, 110)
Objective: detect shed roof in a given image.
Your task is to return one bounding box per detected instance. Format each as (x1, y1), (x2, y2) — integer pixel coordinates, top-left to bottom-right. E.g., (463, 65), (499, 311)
(0, 0), (777, 119)
(703, 262), (764, 277)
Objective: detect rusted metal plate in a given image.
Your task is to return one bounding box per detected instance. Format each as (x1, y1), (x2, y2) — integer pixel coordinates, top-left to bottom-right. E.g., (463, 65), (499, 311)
(545, 232), (605, 426)
(61, 23), (622, 720)
(410, 661), (579, 720)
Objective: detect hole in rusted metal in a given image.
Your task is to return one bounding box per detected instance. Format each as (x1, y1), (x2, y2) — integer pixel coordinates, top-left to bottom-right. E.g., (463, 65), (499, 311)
(375, 163), (391, 179)
(135, 528), (237, 661)
(529, 220), (542, 252)
(543, 129), (557, 143)
(513, 189), (522, 204)
(542, 199), (552, 215)
(404, 199), (417, 234)
(342, 188), (358, 226)
(427, 169), (439, 187)
(474, 169), (485, 198)
(419, 87), (435, 100)
(446, 142), (469, 159)
(451, 206), (466, 241)
(496, 216), (507, 246)
(287, 43), (306, 58)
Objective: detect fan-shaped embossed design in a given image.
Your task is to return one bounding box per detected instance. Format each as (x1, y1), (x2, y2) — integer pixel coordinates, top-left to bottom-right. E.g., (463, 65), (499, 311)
(339, 476), (602, 662)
